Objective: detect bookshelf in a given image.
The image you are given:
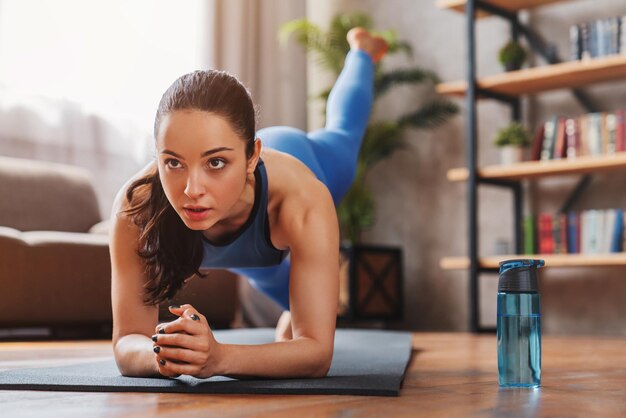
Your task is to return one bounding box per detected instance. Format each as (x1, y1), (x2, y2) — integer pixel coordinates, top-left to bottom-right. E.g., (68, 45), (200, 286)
(447, 152), (626, 181)
(436, 55), (626, 97)
(437, 0), (626, 332)
(436, 0), (569, 17)
(441, 253), (626, 270)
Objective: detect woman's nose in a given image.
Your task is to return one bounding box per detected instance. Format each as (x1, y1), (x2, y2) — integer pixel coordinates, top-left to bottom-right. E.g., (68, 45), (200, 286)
(184, 170), (206, 198)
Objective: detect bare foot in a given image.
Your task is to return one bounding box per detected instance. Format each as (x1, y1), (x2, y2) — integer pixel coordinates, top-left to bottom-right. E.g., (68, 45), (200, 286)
(347, 27), (388, 63)
(275, 311), (293, 342)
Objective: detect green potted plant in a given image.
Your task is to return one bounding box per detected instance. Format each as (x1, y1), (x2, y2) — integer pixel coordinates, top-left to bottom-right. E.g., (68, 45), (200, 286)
(498, 40), (527, 71)
(281, 13), (458, 320)
(494, 121), (531, 165)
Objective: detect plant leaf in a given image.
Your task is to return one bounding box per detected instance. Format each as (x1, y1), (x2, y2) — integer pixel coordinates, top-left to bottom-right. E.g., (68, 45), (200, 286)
(374, 68), (440, 97)
(279, 19), (344, 74)
(359, 121), (403, 168)
(337, 182), (376, 243)
(398, 100), (459, 130)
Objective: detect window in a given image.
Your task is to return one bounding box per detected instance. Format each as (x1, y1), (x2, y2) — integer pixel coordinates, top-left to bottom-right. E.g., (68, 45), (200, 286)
(0, 0), (209, 160)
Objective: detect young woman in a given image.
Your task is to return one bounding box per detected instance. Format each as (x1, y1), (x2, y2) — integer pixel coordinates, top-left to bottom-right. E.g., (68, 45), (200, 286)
(110, 28), (388, 379)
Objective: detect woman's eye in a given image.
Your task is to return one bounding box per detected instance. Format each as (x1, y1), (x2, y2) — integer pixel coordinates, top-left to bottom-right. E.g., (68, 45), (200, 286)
(164, 159), (182, 169)
(208, 159), (226, 170)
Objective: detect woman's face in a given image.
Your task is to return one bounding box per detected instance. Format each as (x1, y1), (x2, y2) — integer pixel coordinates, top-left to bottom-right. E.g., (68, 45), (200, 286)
(156, 109), (256, 231)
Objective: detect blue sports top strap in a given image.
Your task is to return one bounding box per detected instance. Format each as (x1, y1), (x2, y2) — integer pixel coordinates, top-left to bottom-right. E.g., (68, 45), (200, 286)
(199, 158), (288, 269)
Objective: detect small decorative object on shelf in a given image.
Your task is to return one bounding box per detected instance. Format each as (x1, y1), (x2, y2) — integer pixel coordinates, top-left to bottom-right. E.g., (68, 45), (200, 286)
(498, 40), (527, 71)
(494, 122), (531, 165)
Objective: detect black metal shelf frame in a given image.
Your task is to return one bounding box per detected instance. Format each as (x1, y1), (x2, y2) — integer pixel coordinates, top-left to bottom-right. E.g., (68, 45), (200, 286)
(464, 0), (597, 332)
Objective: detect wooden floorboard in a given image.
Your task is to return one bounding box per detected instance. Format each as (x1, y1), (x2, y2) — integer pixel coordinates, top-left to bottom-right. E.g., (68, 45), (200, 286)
(1, 333), (625, 417)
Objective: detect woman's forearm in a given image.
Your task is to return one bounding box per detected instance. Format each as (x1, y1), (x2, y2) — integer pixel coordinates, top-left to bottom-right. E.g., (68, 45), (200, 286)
(114, 334), (161, 377)
(215, 336), (333, 379)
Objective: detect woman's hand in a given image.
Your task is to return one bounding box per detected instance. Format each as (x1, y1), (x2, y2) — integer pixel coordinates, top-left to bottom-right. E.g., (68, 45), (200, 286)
(151, 304), (222, 379)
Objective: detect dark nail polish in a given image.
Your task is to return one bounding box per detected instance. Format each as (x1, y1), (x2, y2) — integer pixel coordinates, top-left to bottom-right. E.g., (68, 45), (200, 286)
(151, 335), (158, 342)
(159, 359), (166, 366)
(158, 328), (165, 334)
(190, 314), (200, 321)
(169, 305), (180, 309)
(153, 346), (160, 354)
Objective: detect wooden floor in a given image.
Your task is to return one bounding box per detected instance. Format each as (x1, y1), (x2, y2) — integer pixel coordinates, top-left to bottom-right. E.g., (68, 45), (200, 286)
(1, 333), (625, 417)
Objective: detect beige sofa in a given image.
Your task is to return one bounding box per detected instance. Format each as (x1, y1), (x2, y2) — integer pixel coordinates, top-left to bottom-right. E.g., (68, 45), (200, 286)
(0, 156), (238, 338)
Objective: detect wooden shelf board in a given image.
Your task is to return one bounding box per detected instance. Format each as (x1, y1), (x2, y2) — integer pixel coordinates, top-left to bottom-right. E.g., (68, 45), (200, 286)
(436, 0), (569, 17)
(436, 55), (626, 98)
(440, 253), (626, 270)
(447, 152), (626, 182)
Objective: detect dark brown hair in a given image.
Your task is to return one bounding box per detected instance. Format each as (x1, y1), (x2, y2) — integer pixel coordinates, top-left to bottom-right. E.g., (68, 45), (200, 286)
(124, 70), (257, 305)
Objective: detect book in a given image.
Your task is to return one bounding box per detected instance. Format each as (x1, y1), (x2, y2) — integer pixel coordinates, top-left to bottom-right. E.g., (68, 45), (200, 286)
(552, 215), (561, 254)
(616, 110), (625, 152)
(579, 114), (589, 157)
(523, 215), (536, 255)
(606, 113), (617, 154)
(570, 24), (582, 60)
(565, 118), (579, 159)
(602, 210), (616, 254)
(580, 21), (591, 60)
(540, 117), (558, 161)
(621, 16), (626, 55)
(610, 17), (620, 55)
(531, 124), (545, 161)
(538, 213), (554, 254)
(567, 211), (580, 254)
(587, 113), (603, 156)
(623, 207), (626, 252)
(611, 209), (624, 253)
(559, 213), (568, 254)
(587, 210), (600, 254)
(553, 117), (567, 159)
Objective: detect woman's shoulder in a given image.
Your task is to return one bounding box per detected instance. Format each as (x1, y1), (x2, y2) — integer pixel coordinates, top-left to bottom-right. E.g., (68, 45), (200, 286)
(261, 149), (335, 230)
(261, 149), (329, 205)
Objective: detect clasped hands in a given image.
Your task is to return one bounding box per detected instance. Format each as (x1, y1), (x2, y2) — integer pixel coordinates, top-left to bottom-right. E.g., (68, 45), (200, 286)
(151, 304), (221, 378)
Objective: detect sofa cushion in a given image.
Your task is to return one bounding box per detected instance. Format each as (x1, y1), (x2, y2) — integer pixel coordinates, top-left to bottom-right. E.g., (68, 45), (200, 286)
(0, 156), (101, 232)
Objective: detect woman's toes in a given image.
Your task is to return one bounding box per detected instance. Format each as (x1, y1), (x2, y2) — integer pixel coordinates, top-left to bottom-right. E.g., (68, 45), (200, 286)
(346, 27), (388, 63)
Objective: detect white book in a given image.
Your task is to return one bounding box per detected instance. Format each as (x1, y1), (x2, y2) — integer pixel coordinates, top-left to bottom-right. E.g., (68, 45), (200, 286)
(606, 113), (617, 154)
(588, 210), (599, 254)
(565, 118), (577, 159)
(587, 113), (602, 156)
(601, 209), (617, 254)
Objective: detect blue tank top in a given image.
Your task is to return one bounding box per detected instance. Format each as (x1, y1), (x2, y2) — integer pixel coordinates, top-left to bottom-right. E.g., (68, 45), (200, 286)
(199, 159), (288, 269)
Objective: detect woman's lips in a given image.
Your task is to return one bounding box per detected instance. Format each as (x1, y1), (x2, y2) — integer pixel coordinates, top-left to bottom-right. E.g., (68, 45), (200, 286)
(183, 207), (211, 221)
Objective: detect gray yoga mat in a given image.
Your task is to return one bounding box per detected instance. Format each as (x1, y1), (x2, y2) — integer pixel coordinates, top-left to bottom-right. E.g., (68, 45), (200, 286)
(0, 328), (412, 396)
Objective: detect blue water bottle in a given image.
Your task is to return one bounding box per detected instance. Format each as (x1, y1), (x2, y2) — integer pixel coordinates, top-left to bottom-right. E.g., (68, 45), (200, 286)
(497, 259), (544, 388)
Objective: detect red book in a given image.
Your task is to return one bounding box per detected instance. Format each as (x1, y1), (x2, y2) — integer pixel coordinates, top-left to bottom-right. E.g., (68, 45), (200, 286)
(538, 213), (555, 254)
(616, 110), (625, 153)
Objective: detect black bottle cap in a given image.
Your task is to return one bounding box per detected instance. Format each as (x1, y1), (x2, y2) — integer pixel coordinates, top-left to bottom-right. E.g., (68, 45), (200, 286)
(498, 259), (545, 293)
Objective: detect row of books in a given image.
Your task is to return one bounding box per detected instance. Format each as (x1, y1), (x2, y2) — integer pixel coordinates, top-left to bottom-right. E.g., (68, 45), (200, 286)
(523, 209), (625, 255)
(570, 16), (626, 61)
(530, 111), (626, 161)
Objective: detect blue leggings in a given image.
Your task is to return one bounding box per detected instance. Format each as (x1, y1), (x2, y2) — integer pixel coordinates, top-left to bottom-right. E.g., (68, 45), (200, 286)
(231, 50), (374, 310)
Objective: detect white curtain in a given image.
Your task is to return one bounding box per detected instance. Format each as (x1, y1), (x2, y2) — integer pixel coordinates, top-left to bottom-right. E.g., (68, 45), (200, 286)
(208, 0), (307, 131)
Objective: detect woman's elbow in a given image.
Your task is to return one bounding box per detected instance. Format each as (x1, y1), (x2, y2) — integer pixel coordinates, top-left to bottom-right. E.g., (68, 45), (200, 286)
(309, 349), (333, 378)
